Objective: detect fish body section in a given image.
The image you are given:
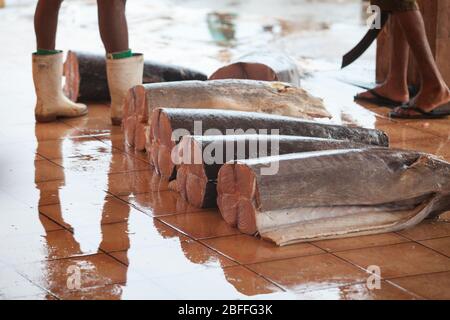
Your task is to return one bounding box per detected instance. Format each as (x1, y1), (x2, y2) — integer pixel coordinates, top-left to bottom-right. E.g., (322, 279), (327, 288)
(143, 80), (329, 119)
(149, 108), (388, 179)
(217, 149), (450, 245)
(209, 51), (302, 87)
(63, 50), (207, 103)
(176, 134), (370, 208)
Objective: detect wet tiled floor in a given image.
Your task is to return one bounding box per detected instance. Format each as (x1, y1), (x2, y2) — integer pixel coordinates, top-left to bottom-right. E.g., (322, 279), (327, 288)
(1, 0), (449, 300)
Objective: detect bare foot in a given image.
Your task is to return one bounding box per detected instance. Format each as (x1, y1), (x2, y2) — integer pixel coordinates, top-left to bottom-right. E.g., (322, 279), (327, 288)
(356, 81), (409, 103)
(412, 85), (450, 111)
(392, 85), (450, 116)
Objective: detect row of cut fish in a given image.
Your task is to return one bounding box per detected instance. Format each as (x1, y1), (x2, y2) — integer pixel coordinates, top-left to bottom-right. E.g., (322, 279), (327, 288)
(63, 51), (450, 246)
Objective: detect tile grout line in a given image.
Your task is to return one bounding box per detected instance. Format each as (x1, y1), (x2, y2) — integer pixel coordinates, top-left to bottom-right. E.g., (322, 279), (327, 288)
(0, 262), (61, 300)
(107, 191), (213, 218)
(92, 132), (154, 164)
(90, 132), (155, 165)
(35, 202), (139, 267)
(314, 239), (412, 254)
(197, 237), (342, 293)
(199, 239), (341, 268)
(395, 230), (450, 242)
(30, 167), (156, 187)
(147, 217), (263, 268)
(384, 269), (450, 282)
(408, 238), (450, 259)
(382, 279), (426, 300)
(326, 242), (450, 298)
(152, 217), (202, 244)
(305, 242), (407, 288)
(17, 273), (61, 300)
(292, 278), (423, 299)
(394, 230), (450, 259)
(239, 264), (287, 293)
(321, 249), (428, 299)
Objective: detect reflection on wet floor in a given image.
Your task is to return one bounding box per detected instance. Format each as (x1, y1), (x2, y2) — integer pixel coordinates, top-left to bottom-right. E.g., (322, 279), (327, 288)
(207, 12), (237, 45)
(1, 0), (450, 300)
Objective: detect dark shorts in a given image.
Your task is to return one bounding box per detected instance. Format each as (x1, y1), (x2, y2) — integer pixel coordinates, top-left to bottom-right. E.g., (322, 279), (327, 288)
(370, 0), (418, 12)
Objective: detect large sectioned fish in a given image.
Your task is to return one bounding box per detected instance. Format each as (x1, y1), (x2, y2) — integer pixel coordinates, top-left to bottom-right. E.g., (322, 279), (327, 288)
(149, 108), (388, 179)
(217, 148), (450, 246)
(122, 79), (331, 152)
(176, 134), (370, 209)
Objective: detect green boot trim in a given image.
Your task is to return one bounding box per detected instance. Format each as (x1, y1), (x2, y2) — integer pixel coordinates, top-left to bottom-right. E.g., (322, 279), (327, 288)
(107, 49), (133, 60)
(35, 49), (62, 55)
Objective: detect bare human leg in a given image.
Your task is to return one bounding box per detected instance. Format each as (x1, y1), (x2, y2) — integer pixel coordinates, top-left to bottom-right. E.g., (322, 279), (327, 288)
(98, 0), (143, 125)
(356, 15), (409, 104)
(392, 9), (450, 115)
(34, 0), (63, 50)
(97, 0), (129, 54)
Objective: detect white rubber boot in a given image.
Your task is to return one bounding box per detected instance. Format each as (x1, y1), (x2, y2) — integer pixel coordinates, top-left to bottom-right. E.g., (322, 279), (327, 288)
(106, 53), (144, 126)
(33, 52), (88, 123)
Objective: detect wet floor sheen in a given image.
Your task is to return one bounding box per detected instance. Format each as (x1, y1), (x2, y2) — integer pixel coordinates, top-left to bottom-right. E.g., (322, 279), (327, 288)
(1, 0), (450, 300)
